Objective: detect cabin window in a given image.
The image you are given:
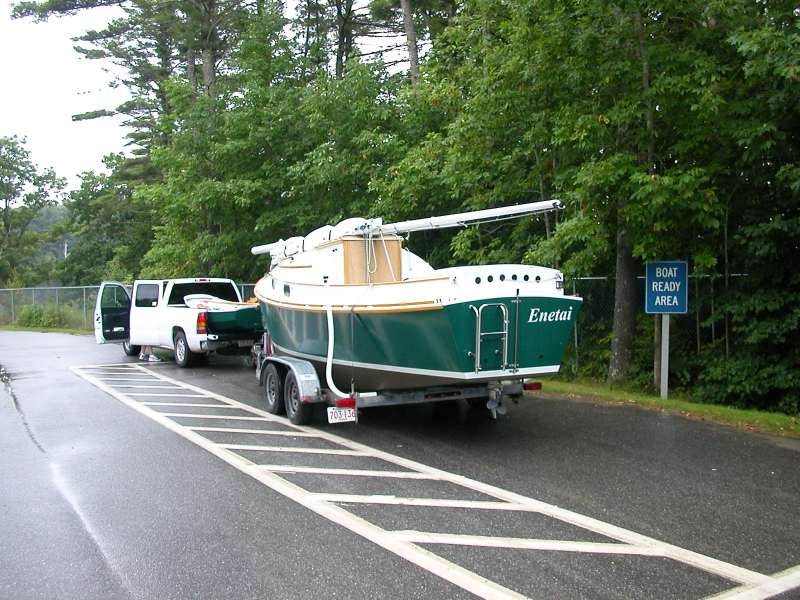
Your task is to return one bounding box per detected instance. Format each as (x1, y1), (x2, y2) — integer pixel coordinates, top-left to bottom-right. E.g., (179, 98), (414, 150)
(135, 284), (159, 307)
(283, 284), (291, 297)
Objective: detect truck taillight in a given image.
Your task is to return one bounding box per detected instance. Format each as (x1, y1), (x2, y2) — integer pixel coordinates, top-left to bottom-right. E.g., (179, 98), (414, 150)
(196, 311), (208, 334)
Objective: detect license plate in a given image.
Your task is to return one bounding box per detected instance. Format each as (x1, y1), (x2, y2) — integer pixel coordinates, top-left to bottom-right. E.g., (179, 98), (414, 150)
(327, 407), (356, 424)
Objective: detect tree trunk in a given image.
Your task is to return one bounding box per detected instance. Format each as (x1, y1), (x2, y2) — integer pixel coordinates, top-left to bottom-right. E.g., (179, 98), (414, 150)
(334, 0), (354, 79)
(187, 48), (197, 97)
(398, 0), (419, 86)
(202, 46), (216, 96)
(634, 11), (657, 387)
(608, 206), (638, 384)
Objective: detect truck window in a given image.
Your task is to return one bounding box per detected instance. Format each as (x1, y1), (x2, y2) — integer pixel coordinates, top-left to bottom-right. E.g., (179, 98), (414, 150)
(167, 282), (240, 305)
(135, 283), (160, 307)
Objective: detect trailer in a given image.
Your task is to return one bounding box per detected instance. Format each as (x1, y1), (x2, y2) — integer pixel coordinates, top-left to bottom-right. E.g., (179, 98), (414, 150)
(252, 333), (541, 425)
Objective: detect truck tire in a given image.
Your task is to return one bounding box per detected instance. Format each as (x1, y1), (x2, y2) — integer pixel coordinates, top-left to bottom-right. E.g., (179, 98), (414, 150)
(174, 330), (197, 368)
(263, 363), (285, 414)
(284, 371), (312, 425)
(122, 340), (141, 357)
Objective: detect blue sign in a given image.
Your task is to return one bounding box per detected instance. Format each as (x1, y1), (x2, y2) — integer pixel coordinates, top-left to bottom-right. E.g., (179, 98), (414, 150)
(646, 261), (688, 314)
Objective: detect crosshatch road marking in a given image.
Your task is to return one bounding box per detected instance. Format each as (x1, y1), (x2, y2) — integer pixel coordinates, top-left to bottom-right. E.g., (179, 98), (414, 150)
(72, 363), (799, 600)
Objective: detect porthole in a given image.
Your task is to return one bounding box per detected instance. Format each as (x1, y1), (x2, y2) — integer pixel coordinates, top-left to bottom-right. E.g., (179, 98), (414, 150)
(535, 276), (541, 283)
(512, 274), (518, 281)
(500, 274), (506, 281)
(523, 274), (530, 282)
(488, 275), (494, 282)
(475, 277), (481, 284)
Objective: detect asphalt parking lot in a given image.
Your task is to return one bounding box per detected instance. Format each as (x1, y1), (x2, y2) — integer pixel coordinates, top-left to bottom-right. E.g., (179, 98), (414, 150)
(2, 331), (799, 599)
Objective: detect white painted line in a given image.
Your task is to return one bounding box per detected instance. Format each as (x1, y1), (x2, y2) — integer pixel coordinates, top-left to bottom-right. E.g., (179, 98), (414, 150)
(141, 403), (233, 408)
(219, 444), (367, 456)
(159, 413), (272, 421)
(75, 364), (776, 593)
(260, 465), (439, 479)
(71, 365), (527, 600)
(392, 531), (664, 556)
(189, 427), (319, 437)
(705, 564), (800, 600)
(112, 385), (184, 389)
(313, 494), (530, 511)
(81, 371), (142, 376)
(127, 393), (210, 398)
(291, 426), (773, 587)
(96, 378), (157, 381)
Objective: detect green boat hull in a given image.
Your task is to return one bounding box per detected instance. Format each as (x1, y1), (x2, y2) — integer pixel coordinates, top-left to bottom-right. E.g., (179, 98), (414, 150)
(261, 295), (581, 391)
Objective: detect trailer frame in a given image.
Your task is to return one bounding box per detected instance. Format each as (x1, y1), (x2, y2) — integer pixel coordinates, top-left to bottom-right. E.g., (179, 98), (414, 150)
(253, 334), (526, 425)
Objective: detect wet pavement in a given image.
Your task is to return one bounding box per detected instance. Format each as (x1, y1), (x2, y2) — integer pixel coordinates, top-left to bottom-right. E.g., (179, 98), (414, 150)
(1, 331), (799, 599)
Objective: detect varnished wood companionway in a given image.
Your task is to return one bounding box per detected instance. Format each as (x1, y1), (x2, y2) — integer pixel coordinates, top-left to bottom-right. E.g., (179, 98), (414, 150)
(339, 235), (403, 284)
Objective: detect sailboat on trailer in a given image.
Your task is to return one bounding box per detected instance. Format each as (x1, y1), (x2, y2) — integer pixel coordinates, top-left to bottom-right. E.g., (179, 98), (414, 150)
(252, 200), (582, 392)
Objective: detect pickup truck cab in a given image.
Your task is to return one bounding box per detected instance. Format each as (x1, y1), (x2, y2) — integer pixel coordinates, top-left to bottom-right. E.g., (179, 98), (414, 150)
(94, 278), (261, 367)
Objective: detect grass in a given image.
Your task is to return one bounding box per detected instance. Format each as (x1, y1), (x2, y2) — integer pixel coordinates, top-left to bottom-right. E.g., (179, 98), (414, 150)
(539, 379), (800, 438)
(0, 325), (92, 335)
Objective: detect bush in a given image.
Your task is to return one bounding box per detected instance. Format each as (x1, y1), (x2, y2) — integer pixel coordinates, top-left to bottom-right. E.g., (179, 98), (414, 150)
(17, 304), (70, 328)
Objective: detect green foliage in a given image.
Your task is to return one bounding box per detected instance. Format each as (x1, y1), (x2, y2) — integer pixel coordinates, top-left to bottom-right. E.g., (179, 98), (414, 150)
(0, 135), (65, 286)
(13, 0), (800, 413)
(17, 304), (70, 328)
(60, 155), (156, 284)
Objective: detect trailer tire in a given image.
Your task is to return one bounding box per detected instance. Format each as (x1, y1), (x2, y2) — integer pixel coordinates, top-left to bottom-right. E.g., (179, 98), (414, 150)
(284, 371), (312, 425)
(263, 363), (285, 415)
(174, 330), (196, 368)
(122, 340), (141, 357)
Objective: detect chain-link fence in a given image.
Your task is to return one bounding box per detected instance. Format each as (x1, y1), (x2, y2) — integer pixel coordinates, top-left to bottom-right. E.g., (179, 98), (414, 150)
(0, 283), (259, 330)
(0, 280), (731, 378)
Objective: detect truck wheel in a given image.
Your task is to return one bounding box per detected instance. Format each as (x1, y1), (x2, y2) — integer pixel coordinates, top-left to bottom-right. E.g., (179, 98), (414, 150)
(174, 330), (196, 368)
(122, 340), (141, 357)
(263, 364), (285, 415)
(284, 371), (312, 425)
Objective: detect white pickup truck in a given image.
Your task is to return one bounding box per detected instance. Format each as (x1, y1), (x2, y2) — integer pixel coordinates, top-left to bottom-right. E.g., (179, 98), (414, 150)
(94, 278), (261, 367)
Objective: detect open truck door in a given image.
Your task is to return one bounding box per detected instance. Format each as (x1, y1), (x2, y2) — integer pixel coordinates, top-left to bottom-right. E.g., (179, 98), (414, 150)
(94, 281), (132, 344)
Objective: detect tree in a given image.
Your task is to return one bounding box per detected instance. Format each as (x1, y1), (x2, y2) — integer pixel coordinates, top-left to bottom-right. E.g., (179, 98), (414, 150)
(0, 136), (65, 286)
(61, 155), (157, 284)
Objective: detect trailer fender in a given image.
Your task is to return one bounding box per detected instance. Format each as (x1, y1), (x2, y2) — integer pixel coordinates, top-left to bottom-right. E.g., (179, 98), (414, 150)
(259, 356), (322, 403)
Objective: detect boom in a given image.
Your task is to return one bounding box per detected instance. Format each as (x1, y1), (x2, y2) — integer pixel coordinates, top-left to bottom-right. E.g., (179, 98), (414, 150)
(251, 200), (564, 257)
(367, 200), (563, 235)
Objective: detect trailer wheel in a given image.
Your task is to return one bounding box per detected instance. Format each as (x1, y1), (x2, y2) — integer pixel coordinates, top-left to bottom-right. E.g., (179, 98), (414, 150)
(263, 363), (285, 415)
(284, 371), (312, 425)
(122, 340), (141, 357)
(174, 330), (196, 368)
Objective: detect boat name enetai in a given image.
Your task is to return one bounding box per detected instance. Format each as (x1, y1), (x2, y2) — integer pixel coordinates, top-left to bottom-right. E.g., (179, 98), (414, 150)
(527, 307), (574, 324)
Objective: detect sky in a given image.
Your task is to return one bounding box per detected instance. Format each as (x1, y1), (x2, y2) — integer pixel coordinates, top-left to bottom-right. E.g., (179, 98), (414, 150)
(0, 0), (407, 193)
(0, 1), (130, 190)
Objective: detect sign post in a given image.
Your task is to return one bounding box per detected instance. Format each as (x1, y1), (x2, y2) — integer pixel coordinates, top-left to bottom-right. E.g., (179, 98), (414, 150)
(645, 261), (688, 400)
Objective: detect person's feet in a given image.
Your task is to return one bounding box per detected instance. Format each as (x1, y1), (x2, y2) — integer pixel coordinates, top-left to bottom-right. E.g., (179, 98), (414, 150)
(147, 355), (163, 362)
